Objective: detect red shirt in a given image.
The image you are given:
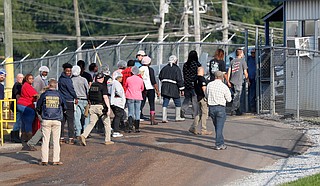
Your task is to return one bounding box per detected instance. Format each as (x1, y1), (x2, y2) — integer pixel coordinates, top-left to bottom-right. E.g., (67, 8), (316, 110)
(122, 67), (133, 92)
(17, 82), (38, 108)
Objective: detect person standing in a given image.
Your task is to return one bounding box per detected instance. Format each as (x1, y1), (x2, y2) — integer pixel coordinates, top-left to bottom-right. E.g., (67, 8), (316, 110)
(17, 74), (38, 149)
(80, 73), (113, 146)
(227, 49), (249, 116)
(77, 60), (93, 87)
(37, 79), (66, 166)
(181, 50), (202, 118)
(207, 49), (226, 82)
(10, 73), (24, 143)
(71, 65), (89, 139)
(188, 67), (212, 135)
(58, 63), (78, 144)
(0, 69), (6, 100)
(158, 55), (185, 123)
(207, 71), (232, 150)
(134, 50), (146, 68)
(110, 71), (125, 137)
(88, 63), (98, 79)
(124, 66), (144, 133)
(121, 60), (135, 92)
(112, 60), (127, 80)
(247, 49), (257, 113)
(139, 56), (160, 125)
(33, 66), (49, 94)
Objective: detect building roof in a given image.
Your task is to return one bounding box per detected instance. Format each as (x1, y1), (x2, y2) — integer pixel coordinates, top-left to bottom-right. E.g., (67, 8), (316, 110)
(262, 3), (283, 22)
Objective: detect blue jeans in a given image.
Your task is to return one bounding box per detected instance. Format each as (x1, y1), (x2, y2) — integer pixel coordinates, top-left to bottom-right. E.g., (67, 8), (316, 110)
(17, 104), (35, 133)
(162, 96), (181, 107)
(209, 105), (227, 146)
(13, 111), (22, 131)
(127, 99), (141, 120)
(74, 100), (89, 137)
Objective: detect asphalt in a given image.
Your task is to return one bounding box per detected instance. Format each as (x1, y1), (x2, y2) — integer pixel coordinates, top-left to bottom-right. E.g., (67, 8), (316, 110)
(0, 103), (311, 186)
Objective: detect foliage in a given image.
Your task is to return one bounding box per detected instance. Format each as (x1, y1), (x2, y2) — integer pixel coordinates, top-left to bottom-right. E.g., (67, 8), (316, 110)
(282, 173), (320, 186)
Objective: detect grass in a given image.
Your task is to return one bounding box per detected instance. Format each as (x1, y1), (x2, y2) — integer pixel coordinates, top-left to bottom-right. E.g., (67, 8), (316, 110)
(282, 173), (320, 186)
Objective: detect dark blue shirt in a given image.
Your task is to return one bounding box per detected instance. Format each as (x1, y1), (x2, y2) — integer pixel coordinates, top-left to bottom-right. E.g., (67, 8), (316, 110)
(0, 84), (4, 99)
(247, 56), (256, 80)
(58, 72), (77, 101)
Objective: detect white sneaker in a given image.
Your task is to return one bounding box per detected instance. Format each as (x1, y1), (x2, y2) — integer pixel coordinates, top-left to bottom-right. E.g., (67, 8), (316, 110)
(112, 132), (123, 138)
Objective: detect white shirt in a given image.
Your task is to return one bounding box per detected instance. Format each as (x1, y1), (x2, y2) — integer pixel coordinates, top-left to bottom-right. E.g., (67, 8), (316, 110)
(139, 66), (154, 90)
(206, 79), (232, 106)
(110, 80), (126, 109)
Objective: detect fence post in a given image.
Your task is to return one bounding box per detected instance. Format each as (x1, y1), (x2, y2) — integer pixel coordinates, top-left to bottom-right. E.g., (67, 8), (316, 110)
(297, 50), (300, 121)
(270, 46), (275, 116)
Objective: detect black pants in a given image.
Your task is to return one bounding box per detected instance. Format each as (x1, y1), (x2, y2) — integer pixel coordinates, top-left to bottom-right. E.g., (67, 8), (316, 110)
(141, 89), (156, 114)
(111, 105), (124, 132)
(61, 102), (75, 139)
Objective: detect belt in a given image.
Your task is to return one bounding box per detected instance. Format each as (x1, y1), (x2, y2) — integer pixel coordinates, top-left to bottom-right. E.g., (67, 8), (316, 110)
(78, 98), (87, 100)
(90, 102), (103, 105)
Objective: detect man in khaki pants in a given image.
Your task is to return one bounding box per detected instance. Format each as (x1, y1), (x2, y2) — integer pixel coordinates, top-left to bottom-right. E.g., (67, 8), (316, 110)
(189, 67), (213, 135)
(80, 72), (113, 146)
(36, 79), (66, 165)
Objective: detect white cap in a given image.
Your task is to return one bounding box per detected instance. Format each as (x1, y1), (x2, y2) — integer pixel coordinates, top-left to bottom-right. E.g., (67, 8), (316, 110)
(72, 65), (81, 76)
(39, 66), (49, 72)
(141, 56), (151, 65)
(137, 50), (146, 56)
(168, 55), (178, 64)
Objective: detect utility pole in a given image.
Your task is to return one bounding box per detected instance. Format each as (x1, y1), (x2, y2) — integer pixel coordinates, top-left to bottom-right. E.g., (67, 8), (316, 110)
(157, 0), (166, 65)
(222, 0), (228, 43)
(193, 0), (201, 54)
(183, 0), (189, 62)
(4, 0), (14, 98)
(73, 0), (82, 60)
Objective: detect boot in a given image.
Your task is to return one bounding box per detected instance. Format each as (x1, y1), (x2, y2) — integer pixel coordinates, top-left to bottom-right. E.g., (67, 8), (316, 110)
(150, 114), (158, 125)
(11, 131), (22, 143)
(162, 107), (168, 123)
(134, 120), (140, 133)
(175, 107), (185, 122)
(127, 116), (133, 133)
(21, 132), (28, 147)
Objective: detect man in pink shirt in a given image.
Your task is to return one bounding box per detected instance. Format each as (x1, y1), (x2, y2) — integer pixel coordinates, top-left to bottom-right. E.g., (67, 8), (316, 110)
(124, 66), (144, 133)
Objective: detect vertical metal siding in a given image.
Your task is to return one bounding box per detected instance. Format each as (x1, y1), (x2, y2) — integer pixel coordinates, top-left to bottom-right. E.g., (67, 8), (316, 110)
(286, 0), (320, 20)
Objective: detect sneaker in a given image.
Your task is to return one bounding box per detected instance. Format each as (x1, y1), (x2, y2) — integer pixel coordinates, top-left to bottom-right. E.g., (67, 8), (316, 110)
(80, 135), (86, 146)
(214, 144), (227, 150)
(230, 111), (236, 116)
(162, 120), (168, 123)
(59, 138), (65, 144)
(200, 130), (213, 135)
(112, 132), (123, 138)
(22, 145), (37, 151)
(52, 162), (63, 166)
(104, 141), (115, 145)
(188, 128), (198, 135)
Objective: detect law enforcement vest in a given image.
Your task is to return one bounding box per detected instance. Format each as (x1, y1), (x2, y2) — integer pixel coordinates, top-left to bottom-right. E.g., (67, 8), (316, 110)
(89, 82), (103, 104)
(41, 90), (63, 121)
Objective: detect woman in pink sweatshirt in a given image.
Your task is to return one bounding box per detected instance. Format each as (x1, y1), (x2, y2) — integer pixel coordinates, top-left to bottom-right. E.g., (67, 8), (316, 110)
(124, 66), (144, 133)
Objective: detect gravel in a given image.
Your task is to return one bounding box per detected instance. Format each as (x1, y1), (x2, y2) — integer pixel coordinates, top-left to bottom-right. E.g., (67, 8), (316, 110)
(227, 114), (320, 186)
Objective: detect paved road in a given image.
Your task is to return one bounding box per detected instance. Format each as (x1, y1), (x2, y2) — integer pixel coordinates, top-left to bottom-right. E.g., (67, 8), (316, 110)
(0, 105), (310, 186)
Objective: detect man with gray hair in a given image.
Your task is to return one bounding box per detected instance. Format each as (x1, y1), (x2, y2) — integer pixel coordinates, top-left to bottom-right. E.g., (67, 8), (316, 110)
(159, 55), (185, 123)
(207, 71), (232, 150)
(72, 65), (89, 138)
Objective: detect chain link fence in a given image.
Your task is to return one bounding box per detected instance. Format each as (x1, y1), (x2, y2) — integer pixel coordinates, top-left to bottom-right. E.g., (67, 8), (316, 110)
(258, 46), (320, 120)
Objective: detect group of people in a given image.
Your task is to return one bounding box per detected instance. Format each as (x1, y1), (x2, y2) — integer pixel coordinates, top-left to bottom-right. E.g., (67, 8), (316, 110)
(2, 47), (256, 165)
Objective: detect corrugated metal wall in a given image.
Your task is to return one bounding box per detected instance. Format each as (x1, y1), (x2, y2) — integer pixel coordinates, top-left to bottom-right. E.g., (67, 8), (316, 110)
(285, 55), (320, 111)
(286, 0), (320, 20)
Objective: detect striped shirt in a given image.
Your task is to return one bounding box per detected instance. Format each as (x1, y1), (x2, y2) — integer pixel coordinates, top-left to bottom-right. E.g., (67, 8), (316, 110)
(206, 79), (232, 106)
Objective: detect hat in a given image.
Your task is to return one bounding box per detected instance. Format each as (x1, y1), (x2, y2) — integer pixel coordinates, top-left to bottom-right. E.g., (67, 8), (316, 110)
(214, 71), (224, 78)
(102, 65), (110, 76)
(137, 50), (146, 56)
(141, 56), (151, 65)
(72, 65), (81, 76)
(0, 69), (6, 75)
(168, 55), (178, 64)
(117, 60), (127, 69)
(95, 72), (104, 79)
(39, 66), (49, 72)
(113, 71), (123, 80)
(131, 66), (139, 75)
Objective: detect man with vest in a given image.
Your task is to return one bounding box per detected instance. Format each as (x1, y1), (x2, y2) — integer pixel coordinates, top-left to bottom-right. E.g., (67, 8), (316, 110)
(80, 73), (113, 146)
(36, 79), (66, 165)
